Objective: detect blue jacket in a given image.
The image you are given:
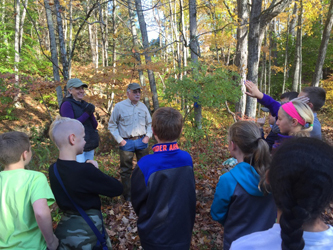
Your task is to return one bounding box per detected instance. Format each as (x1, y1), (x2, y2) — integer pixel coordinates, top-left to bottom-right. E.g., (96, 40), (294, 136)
(211, 162), (276, 250)
(131, 142), (196, 250)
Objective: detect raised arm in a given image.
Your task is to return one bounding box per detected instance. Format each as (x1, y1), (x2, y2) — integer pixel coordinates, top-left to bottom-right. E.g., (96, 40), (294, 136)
(245, 80), (281, 117)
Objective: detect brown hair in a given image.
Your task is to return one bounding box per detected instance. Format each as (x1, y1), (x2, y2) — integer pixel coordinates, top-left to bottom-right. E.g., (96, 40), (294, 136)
(229, 121), (271, 194)
(152, 107), (183, 142)
(0, 131), (30, 166)
(302, 87), (326, 111)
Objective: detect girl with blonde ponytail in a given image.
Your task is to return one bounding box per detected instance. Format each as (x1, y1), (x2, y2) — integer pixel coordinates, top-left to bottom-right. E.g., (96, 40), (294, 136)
(211, 121), (277, 250)
(276, 100), (314, 137)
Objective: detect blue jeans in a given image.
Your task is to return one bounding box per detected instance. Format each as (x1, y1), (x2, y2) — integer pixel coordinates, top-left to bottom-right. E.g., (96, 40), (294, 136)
(76, 150), (94, 163)
(119, 137), (148, 152)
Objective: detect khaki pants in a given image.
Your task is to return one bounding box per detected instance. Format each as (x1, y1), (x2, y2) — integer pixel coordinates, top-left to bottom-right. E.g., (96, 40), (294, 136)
(119, 147), (149, 200)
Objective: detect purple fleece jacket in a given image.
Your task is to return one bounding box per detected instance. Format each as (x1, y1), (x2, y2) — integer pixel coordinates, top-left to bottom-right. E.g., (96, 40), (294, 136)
(60, 101), (98, 129)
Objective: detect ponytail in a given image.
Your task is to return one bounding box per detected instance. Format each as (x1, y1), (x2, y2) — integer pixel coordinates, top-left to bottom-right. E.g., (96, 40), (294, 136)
(269, 137), (333, 250)
(229, 121), (270, 194)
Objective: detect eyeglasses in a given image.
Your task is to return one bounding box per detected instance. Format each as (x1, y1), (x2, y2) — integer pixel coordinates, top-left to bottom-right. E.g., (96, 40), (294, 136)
(132, 89), (141, 94)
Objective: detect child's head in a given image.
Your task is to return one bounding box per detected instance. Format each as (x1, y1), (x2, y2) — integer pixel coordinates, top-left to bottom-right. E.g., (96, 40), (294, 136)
(0, 131), (31, 167)
(280, 91), (299, 103)
(49, 116), (85, 155)
(228, 121), (270, 193)
(277, 100), (314, 136)
(269, 137), (333, 249)
(299, 87), (326, 112)
(152, 107), (183, 142)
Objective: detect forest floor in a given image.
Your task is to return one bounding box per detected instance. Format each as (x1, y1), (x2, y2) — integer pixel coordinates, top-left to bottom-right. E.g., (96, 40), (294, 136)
(0, 96), (333, 250)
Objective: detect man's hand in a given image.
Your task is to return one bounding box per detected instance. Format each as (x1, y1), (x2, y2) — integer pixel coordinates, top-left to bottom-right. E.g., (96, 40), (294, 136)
(245, 80), (264, 99)
(87, 159), (99, 169)
(119, 140), (127, 147)
(142, 136), (149, 144)
(47, 234), (59, 250)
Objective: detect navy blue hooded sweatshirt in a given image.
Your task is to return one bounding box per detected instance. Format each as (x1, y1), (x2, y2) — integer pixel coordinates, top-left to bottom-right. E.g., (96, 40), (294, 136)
(211, 162), (277, 250)
(131, 142), (196, 250)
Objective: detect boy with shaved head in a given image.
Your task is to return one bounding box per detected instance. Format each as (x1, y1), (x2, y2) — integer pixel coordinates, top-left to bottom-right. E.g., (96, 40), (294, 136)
(48, 116), (123, 249)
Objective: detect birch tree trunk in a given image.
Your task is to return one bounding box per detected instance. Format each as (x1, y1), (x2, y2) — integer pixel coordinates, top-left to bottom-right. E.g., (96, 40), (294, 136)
(312, 0), (333, 86)
(14, 0), (20, 83)
(135, 0), (159, 111)
(292, 0), (302, 91)
(44, 0), (62, 105)
(189, 0), (202, 128)
(19, 0), (28, 52)
(234, 0), (249, 118)
(68, 0), (73, 78)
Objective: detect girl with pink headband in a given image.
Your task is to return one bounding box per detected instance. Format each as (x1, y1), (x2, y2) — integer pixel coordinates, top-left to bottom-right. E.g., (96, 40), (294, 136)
(276, 100), (314, 137)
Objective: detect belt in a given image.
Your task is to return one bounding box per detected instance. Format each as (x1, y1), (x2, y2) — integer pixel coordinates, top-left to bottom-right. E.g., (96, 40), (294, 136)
(123, 135), (145, 140)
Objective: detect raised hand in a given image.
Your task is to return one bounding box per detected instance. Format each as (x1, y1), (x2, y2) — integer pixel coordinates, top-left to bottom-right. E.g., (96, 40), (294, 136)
(244, 80), (264, 100)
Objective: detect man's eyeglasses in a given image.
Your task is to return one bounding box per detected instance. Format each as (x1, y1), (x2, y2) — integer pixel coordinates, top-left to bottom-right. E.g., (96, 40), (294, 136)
(132, 89), (141, 94)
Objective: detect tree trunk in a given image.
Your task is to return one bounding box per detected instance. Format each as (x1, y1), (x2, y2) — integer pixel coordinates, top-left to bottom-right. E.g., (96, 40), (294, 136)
(234, 0), (249, 118)
(104, 5), (108, 67)
(44, 0), (62, 106)
(2, 0), (8, 46)
(54, 0), (69, 80)
(189, 0), (201, 128)
(128, 0), (149, 109)
(246, 0), (262, 118)
(68, 0), (73, 78)
(292, 0), (302, 92)
(100, 2), (108, 67)
(246, 0), (292, 117)
(312, 0), (333, 86)
(289, 2), (297, 38)
(282, 13), (290, 93)
(135, 0), (159, 111)
(87, 2), (97, 69)
(19, 0), (28, 53)
(14, 0), (20, 83)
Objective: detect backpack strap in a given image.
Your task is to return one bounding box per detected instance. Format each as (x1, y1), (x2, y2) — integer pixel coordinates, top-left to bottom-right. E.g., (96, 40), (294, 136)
(53, 163), (107, 249)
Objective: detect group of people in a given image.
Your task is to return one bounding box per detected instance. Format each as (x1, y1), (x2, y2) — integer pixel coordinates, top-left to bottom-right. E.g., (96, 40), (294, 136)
(0, 79), (333, 250)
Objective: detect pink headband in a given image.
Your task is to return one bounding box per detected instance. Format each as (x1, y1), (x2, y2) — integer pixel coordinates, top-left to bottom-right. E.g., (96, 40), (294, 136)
(281, 102), (306, 126)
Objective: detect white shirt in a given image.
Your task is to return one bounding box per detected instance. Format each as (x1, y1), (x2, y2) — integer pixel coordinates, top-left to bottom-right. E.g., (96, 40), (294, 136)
(108, 99), (152, 143)
(230, 223), (333, 250)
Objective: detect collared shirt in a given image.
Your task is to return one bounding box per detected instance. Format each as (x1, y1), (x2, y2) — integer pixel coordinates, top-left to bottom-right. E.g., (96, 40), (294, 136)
(108, 99), (152, 143)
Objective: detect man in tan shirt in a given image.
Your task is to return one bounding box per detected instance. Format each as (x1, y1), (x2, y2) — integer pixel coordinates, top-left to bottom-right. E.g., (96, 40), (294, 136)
(108, 83), (152, 201)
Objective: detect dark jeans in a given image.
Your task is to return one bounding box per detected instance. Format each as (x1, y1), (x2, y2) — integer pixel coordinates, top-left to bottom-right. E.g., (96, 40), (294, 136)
(119, 137), (149, 200)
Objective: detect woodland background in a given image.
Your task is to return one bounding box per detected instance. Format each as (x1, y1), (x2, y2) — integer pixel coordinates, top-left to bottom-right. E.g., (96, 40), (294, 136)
(1, 0), (333, 248)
